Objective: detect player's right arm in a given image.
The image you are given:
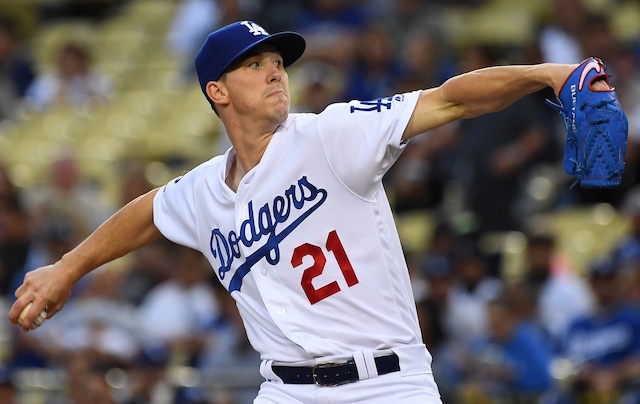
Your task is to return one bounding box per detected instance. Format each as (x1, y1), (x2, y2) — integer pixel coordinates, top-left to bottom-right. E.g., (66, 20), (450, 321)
(8, 188), (161, 330)
(402, 63), (580, 140)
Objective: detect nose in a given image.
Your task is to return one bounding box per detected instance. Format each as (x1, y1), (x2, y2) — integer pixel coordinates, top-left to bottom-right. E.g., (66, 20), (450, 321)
(268, 65), (282, 83)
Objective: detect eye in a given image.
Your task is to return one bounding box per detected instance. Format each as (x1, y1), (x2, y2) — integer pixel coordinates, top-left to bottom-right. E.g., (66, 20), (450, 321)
(248, 61), (260, 68)
(274, 60), (283, 67)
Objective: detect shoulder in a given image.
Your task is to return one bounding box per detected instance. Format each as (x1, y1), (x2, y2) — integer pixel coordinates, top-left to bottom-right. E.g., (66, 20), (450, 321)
(159, 153), (226, 194)
(184, 154), (226, 178)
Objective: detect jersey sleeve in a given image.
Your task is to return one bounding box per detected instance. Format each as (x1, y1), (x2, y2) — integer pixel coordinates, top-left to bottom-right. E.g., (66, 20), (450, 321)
(153, 172), (200, 251)
(316, 90), (421, 198)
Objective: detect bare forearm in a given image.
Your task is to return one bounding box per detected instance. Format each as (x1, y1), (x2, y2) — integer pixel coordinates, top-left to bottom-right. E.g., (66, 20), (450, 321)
(404, 63), (577, 139)
(441, 63), (573, 119)
(61, 188), (161, 283)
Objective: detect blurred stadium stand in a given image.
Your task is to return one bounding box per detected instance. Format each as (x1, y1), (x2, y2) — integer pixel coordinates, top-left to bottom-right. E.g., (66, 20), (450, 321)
(1, 0), (640, 402)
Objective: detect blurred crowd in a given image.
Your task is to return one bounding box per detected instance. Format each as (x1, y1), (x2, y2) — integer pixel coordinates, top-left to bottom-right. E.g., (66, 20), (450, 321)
(1, 0), (640, 403)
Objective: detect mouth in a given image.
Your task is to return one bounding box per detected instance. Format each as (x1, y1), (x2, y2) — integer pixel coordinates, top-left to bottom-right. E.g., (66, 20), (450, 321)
(267, 88), (287, 98)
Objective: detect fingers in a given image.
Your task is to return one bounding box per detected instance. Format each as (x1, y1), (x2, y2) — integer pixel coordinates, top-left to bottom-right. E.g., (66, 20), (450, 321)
(10, 274), (51, 332)
(9, 264), (71, 331)
(18, 304), (48, 331)
(9, 294), (49, 332)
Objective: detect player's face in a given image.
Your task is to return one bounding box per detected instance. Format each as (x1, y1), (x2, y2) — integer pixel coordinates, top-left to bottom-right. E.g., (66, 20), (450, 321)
(222, 46), (291, 124)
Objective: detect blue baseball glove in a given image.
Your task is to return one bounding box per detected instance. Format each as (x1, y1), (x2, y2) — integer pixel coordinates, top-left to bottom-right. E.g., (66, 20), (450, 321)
(546, 57), (628, 188)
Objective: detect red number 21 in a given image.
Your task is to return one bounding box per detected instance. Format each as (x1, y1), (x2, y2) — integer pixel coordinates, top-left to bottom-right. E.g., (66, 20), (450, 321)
(291, 230), (359, 304)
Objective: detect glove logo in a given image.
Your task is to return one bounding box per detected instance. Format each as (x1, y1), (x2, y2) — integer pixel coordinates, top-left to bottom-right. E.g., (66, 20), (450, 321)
(578, 60), (603, 91)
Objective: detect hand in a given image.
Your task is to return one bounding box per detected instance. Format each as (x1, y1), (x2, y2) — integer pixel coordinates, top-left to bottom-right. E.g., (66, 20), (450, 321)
(550, 63), (580, 96)
(592, 79), (612, 91)
(550, 63), (611, 95)
(8, 262), (75, 331)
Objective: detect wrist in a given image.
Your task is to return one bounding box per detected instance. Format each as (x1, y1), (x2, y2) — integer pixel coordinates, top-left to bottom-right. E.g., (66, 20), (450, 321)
(57, 251), (87, 286)
(545, 63), (579, 95)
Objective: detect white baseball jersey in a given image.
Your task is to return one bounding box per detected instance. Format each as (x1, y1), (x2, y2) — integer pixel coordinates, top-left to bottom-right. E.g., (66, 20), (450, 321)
(153, 90), (431, 371)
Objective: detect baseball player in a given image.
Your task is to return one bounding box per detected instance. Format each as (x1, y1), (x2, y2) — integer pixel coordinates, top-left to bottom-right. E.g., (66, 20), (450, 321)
(9, 21), (611, 403)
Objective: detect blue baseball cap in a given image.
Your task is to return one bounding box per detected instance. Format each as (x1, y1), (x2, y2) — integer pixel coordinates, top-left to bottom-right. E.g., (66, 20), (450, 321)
(195, 20), (306, 100)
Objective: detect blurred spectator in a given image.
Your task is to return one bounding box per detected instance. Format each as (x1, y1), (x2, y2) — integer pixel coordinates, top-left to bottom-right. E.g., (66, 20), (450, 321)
(537, 0), (585, 64)
(0, 377), (15, 404)
(386, 122), (457, 212)
(414, 254), (459, 402)
(198, 278), (262, 404)
(522, 233), (594, 343)
(166, 0), (222, 62)
(0, 17), (35, 121)
(9, 213), (82, 299)
(0, 195), (31, 297)
(610, 46), (640, 191)
(24, 41), (113, 112)
(65, 352), (115, 404)
(137, 245), (221, 369)
(613, 188), (640, 267)
(168, 0), (261, 82)
(40, 266), (139, 368)
(25, 152), (113, 239)
(257, 0), (305, 33)
(460, 294), (553, 402)
(579, 13), (616, 65)
(292, 0), (365, 69)
(450, 45), (552, 233)
(7, 214), (85, 372)
(559, 256), (640, 402)
(446, 244), (502, 344)
(416, 254), (455, 354)
(118, 237), (173, 307)
(292, 60), (344, 114)
(365, 0), (440, 54)
(428, 221), (458, 260)
(395, 29), (451, 94)
(613, 188), (640, 308)
(0, 164), (17, 201)
(36, 0), (127, 22)
(118, 161), (153, 207)
(341, 22), (403, 102)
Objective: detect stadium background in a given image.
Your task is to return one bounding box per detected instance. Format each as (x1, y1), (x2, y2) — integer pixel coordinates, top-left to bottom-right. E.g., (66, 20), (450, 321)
(0, 0), (639, 403)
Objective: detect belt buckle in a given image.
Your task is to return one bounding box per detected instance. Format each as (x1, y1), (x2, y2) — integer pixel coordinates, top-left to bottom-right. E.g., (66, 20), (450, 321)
(312, 362), (350, 387)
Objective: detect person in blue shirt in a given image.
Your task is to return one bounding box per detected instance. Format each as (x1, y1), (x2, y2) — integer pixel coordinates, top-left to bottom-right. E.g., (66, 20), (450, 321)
(561, 255), (640, 401)
(461, 293), (553, 401)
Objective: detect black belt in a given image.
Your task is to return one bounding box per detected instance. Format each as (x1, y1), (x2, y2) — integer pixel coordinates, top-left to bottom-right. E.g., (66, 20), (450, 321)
(271, 353), (400, 387)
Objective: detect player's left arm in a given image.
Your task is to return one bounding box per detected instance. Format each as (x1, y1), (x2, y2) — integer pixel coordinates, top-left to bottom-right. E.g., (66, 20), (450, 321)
(402, 63), (605, 140)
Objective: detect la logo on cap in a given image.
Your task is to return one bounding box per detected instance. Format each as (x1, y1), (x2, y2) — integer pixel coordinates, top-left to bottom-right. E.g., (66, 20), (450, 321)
(240, 21), (269, 36)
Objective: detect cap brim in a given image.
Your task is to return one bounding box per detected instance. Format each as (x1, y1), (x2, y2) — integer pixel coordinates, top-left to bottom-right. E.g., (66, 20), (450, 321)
(220, 32), (306, 78)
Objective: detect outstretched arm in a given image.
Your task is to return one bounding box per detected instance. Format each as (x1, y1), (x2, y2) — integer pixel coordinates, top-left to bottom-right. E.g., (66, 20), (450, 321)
(403, 63), (579, 140)
(9, 188), (161, 331)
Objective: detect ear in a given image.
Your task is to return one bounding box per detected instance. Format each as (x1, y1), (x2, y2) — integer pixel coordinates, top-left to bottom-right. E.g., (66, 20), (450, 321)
(206, 81), (229, 106)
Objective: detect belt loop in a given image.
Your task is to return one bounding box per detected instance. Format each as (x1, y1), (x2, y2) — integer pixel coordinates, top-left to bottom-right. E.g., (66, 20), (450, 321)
(260, 360), (283, 384)
(363, 351), (379, 378)
(352, 351), (369, 381)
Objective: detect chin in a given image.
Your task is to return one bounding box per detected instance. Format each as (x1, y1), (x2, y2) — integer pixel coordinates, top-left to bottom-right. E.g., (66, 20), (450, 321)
(271, 104), (290, 122)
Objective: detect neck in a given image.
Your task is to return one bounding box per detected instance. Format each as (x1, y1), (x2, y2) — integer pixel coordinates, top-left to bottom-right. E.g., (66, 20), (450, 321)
(219, 107), (287, 191)
(224, 126), (279, 192)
